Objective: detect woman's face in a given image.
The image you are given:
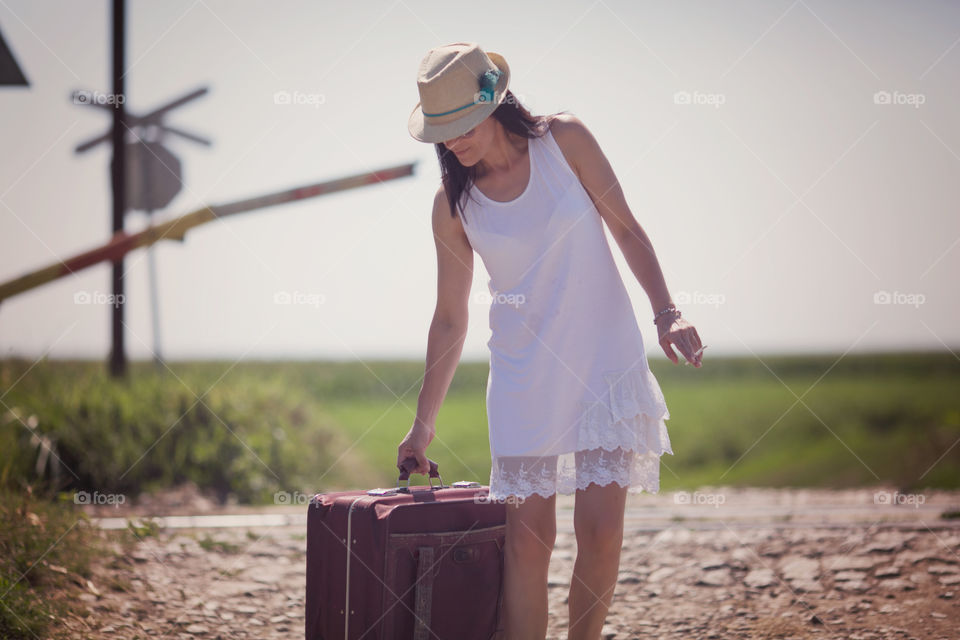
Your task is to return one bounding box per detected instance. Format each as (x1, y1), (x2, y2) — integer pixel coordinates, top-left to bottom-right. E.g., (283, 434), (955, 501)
(442, 116), (496, 166)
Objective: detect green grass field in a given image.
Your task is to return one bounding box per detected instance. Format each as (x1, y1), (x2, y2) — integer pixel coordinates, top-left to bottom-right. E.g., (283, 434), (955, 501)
(2, 351), (958, 639)
(2, 351), (959, 502)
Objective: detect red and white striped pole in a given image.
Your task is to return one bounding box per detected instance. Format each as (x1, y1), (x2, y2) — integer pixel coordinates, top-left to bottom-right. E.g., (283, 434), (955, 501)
(0, 162), (416, 305)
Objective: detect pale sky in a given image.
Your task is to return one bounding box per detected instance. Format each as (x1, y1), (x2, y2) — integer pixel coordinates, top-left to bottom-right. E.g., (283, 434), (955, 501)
(1, 0), (958, 362)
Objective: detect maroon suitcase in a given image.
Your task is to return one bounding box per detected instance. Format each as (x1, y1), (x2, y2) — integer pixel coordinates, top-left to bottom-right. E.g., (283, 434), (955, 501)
(305, 458), (507, 640)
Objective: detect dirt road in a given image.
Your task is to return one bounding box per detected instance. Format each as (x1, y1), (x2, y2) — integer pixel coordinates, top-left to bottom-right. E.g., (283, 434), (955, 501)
(71, 486), (960, 639)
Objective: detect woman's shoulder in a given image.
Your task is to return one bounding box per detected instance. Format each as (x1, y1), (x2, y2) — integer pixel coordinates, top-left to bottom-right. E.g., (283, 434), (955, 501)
(543, 113), (593, 179)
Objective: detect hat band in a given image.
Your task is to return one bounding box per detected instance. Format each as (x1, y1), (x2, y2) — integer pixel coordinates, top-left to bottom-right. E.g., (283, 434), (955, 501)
(422, 68), (502, 118)
(422, 100), (481, 118)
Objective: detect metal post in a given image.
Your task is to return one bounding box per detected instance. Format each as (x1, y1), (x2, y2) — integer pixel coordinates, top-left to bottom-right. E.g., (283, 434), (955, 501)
(108, 0), (127, 378)
(145, 208), (164, 368)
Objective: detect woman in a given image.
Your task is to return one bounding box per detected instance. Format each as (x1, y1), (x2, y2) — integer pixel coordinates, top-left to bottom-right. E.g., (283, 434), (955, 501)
(397, 42), (704, 640)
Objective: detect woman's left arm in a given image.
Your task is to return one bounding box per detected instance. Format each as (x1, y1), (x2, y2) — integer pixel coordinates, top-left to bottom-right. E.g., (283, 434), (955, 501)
(550, 115), (704, 367)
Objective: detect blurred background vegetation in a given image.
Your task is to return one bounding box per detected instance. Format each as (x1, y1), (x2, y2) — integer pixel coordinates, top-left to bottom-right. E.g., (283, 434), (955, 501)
(2, 351), (959, 504)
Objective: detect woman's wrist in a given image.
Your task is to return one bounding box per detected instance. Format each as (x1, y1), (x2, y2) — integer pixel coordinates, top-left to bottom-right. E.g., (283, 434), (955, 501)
(652, 303), (681, 326)
(413, 417), (436, 433)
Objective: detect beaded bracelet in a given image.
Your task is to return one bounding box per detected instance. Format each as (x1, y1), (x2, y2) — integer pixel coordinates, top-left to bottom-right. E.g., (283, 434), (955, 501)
(653, 305), (681, 325)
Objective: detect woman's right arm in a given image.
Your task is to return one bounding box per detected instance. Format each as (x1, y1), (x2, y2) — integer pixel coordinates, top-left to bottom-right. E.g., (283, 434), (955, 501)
(397, 186), (474, 475)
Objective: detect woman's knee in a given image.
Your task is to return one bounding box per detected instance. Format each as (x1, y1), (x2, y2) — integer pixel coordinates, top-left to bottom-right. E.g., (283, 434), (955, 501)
(504, 496), (556, 559)
(573, 513), (623, 556)
(573, 484), (626, 555)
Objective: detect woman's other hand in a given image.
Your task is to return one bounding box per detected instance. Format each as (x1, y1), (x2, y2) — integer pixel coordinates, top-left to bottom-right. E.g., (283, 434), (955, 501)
(657, 315), (704, 367)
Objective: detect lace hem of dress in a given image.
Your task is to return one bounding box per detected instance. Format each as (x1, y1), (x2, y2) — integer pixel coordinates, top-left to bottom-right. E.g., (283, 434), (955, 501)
(578, 363), (672, 453)
(488, 363), (674, 501)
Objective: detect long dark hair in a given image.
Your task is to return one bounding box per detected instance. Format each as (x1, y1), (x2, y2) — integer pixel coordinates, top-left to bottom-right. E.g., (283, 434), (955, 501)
(435, 90), (570, 225)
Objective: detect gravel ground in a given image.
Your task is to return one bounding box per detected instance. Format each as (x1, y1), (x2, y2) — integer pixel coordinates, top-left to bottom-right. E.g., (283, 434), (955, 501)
(67, 486), (960, 639)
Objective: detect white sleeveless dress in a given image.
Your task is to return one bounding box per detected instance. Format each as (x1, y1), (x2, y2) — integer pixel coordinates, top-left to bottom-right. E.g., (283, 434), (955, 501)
(459, 123), (675, 501)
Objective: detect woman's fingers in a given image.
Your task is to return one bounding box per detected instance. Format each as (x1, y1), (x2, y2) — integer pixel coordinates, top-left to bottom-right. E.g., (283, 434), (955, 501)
(658, 320), (704, 366)
(660, 339), (679, 363)
(675, 332), (694, 362)
(416, 453), (430, 475)
(676, 329), (701, 364)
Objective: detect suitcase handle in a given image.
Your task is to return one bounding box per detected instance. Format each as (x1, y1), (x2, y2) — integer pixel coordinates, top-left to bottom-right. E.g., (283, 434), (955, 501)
(397, 457), (445, 492)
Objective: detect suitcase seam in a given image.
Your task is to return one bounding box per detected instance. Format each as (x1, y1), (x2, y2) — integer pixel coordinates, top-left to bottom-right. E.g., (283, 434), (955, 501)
(344, 495), (367, 640)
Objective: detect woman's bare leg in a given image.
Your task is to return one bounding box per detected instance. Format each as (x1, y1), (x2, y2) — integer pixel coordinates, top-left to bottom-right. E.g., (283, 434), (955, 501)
(500, 491), (557, 640)
(568, 480), (628, 640)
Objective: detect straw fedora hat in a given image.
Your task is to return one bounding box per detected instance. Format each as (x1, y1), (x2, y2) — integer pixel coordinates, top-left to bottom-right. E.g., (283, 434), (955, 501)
(407, 42), (511, 144)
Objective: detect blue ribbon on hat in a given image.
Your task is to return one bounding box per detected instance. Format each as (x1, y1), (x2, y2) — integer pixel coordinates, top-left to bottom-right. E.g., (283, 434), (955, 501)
(422, 68), (503, 118)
